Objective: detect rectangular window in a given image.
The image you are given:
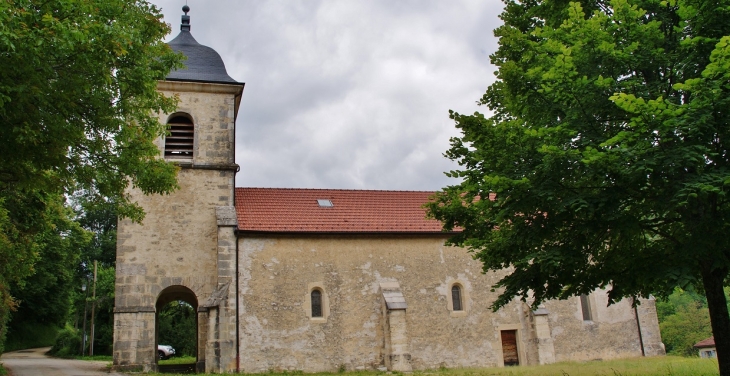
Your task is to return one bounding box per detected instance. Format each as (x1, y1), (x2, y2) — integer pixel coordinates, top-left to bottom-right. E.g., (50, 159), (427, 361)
(580, 294), (592, 321)
(316, 199), (333, 207)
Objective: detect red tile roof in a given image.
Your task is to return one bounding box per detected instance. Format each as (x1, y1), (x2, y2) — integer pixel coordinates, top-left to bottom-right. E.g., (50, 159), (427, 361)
(235, 188), (452, 233)
(695, 336), (715, 348)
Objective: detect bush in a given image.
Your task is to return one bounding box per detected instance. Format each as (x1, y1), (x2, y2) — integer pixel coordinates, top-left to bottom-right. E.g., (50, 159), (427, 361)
(3, 321), (59, 352)
(49, 325), (83, 357)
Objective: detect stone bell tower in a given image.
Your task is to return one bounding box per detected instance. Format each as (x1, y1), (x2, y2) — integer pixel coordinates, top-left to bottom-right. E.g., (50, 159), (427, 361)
(112, 6), (243, 373)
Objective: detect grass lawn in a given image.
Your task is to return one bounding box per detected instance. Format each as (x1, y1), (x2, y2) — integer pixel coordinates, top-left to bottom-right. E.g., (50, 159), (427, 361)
(159, 355), (196, 365)
(72, 355), (113, 362)
(425, 356), (718, 375)
(144, 356), (719, 376)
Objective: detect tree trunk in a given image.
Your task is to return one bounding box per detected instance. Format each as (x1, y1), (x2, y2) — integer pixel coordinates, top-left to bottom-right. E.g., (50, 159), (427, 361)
(701, 263), (730, 376)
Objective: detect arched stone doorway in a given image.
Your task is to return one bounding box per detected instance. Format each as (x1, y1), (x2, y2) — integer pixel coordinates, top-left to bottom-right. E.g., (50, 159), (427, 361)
(156, 285), (200, 373)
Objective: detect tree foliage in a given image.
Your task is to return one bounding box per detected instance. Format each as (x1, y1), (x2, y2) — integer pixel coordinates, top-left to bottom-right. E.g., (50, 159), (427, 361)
(0, 0), (183, 353)
(427, 0), (730, 373)
(656, 288), (714, 356)
(85, 264), (116, 355)
(1, 193), (89, 352)
(75, 198), (118, 267)
(67, 198), (118, 355)
(0, 0), (181, 207)
(11, 199), (88, 326)
(158, 301), (197, 357)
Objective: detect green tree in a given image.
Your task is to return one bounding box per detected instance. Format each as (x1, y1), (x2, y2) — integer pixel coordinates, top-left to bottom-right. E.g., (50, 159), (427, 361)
(0, 0), (183, 353)
(158, 301), (196, 357)
(426, 0), (730, 373)
(73, 199), (118, 355)
(661, 304), (712, 356)
(0, 196), (33, 354)
(0, 0), (181, 204)
(656, 287), (707, 321)
(75, 197), (118, 267)
(5, 196), (90, 351)
(84, 264), (116, 355)
(657, 288), (713, 356)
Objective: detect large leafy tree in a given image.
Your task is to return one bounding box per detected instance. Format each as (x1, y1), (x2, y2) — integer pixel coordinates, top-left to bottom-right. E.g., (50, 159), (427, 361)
(0, 0), (182, 352)
(5, 196), (89, 351)
(427, 0), (730, 373)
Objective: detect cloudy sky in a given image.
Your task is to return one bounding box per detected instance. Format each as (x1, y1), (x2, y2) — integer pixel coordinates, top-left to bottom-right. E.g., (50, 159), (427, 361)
(150, 1), (504, 191)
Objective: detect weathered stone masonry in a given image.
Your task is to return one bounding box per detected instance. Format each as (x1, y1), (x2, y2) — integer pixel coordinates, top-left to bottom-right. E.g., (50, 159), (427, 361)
(113, 79), (243, 372)
(234, 234), (664, 373)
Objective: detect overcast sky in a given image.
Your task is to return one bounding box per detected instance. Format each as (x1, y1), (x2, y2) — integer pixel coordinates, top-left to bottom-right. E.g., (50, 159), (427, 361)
(150, 1), (504, 191)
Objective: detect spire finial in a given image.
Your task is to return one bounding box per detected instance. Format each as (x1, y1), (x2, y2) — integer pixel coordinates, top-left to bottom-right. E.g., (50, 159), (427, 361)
(181, 5), (191, 31)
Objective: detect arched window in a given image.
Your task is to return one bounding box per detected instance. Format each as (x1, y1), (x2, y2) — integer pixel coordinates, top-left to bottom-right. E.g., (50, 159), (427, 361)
(311, 289), (323, 318)
(165, 114), (194, 159)
(451, 285), (463, 311)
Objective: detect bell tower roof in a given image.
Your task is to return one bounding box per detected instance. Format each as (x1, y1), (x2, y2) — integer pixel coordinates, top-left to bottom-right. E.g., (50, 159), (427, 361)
(166, 6), (239, 85)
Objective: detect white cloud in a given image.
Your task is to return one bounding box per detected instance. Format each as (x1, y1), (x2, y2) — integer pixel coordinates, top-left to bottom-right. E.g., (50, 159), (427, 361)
(151, 0), (503, 190)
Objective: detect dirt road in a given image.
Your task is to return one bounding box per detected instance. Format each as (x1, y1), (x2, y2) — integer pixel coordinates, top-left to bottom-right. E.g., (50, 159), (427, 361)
(1, 347), (126, 376)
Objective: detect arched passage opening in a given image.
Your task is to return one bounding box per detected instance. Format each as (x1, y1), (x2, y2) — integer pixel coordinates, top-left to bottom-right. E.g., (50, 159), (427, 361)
(156, 285), (198, 373)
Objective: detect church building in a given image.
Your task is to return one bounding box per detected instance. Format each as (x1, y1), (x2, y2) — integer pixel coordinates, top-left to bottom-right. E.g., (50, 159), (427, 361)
(112, 7), (665, 373)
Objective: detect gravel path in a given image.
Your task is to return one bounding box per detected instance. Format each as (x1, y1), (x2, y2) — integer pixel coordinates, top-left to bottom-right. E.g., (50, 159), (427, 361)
(1, 347), (125, 376)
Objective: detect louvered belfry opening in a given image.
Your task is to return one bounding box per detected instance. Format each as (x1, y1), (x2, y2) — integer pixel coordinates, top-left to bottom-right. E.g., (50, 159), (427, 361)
(165, 114), (194, 158)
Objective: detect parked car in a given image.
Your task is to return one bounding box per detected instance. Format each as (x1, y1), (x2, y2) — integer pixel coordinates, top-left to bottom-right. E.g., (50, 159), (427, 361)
(158, 344), (176, 360)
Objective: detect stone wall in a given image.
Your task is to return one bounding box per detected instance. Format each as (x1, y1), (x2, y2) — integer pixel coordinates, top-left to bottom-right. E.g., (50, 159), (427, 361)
(539, 293), (632, 362)
(155, 81), (239, 167)
(236, 235), (663, 372)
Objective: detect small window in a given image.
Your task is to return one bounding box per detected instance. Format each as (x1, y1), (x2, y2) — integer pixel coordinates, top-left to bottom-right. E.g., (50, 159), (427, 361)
(452, 285), (463, 311)
(165, 114), (194, 159)
(317, 199), (333, 207)
(311, 289), (323, 318)
(305, 283), (329, 321)
(580, 294), (592, 321)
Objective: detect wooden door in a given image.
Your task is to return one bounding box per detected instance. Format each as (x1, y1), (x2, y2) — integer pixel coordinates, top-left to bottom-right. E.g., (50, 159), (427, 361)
(501, 330), (519, 366)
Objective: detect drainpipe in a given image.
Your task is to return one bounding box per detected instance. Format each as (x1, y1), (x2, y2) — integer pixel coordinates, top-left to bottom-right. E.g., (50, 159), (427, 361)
(235, 228), (240, 372)
(633, 298), (645, 356)
(232, 85), (243, 373)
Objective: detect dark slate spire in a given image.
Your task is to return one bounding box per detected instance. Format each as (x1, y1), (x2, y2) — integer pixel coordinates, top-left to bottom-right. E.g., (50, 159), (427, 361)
(165, 5), (239, 84)
(181, 5), (190, 31)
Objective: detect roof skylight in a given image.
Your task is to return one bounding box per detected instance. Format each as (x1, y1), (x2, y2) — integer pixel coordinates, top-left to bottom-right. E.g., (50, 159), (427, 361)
(317, 199), (334, 208)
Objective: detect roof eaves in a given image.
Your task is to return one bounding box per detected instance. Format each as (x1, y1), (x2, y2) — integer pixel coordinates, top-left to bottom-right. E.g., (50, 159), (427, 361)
(235, 229), (458, 236)
(165, 77), (245, 87)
